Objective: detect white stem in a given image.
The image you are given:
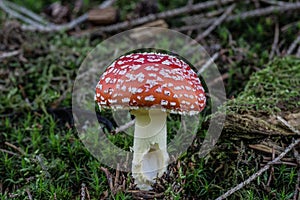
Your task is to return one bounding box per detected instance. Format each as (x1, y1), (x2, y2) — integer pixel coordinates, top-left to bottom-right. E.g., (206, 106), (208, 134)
(131, 109), (169, 190)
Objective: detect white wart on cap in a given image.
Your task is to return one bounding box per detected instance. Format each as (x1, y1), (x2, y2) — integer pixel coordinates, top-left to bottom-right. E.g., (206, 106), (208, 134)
(95, 52), (206, 114)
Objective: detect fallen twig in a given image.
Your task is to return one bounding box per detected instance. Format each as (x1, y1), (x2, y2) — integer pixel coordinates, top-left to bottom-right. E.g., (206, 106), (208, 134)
(277, 116), (300, 135)
(181, 7), (226, 25)
(3, 0), (50, 25)
(226, 3), (300, 21)
(21, 14), (88, 32)
(260, 0), (292, 6)
(100, 167), (114, 194)
(25, 188), (33, 200)
(114, 164), (120, 189)
(215, 138), (300, 200)
(99, 0), (116, 9)
(0, 0), (117, 32)
(216, 118), (300, 200)
(266, 148), (275, 186)
(207, 73), (229, 87)
(287, 35), (300, 55)
(92, 0), (235, 34)
(193, 4), (235, 42)
(269, 22), (279, 60)
(0, 50), (21, 60)
(4, 141), (25, 156)
(113, 120), (135, 134)
(0, 0), (44, 28)
(197, 52), (219, 75)
(297, 46), (300, 57)
(178, 2), (300, 32)
(0, 148), (19, 156)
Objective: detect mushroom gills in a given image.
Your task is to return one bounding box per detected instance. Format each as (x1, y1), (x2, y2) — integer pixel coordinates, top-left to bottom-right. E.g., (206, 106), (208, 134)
(131, 109), (169, 190)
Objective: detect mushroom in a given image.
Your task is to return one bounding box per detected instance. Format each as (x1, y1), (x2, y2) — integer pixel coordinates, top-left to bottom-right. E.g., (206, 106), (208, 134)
(95, 52), (206, 190)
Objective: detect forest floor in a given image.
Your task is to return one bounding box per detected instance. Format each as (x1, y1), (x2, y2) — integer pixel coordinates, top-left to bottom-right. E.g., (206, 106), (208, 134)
(1, 0), (300, 199)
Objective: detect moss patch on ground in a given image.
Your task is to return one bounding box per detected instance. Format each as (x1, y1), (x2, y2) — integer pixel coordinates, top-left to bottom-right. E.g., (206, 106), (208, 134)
(227, 57), (300, 114)
(223, 57), (300, 138)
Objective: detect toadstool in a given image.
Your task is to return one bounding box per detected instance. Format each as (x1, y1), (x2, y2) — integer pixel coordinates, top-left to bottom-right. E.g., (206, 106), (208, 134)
(95, 52), (206, 190)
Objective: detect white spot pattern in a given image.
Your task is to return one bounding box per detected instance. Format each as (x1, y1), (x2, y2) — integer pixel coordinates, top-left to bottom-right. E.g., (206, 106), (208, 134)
(95, 52), (206, 115)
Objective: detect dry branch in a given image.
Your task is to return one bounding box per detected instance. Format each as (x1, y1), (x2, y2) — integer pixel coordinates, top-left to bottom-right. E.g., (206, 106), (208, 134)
(178, 2), (300, 32)
(269, 22), (279, 60)
(215, 137), (300, 200)
(226, 2), (300, 21)
(277, 116), (300, 135)
(99, 0), (116, 9)
(197, 52), (219, 75)
(92, 0), (235, 34)
(21, 14), (88, 32)
(181, 7), (226, 25)
(193, 4), (235, 42)
(0, 0), (45, 28)
(0, 50), (21, 60)
(216, 118), (300, 200)
(100, 167), (114, 193)
(3, 0), (50, 25)
(113, 120), (135, 134)
(4, 141), (25, 156)
(287, 35), (300, 55)
(0, 0), (115, 32)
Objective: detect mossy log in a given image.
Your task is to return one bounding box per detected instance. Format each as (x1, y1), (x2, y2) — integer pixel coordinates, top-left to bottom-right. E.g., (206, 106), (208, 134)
(221, 57), (300, 139)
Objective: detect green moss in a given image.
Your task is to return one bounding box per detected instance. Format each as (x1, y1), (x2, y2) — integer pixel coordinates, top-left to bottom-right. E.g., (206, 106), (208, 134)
(0, 33), (93, 114)
(226, 57), (300, 114)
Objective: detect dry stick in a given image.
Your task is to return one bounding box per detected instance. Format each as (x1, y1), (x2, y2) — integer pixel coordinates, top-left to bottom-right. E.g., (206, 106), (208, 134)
(85, 186), (91, 200)
(207, 72), (229, 87)
(25, 188), (33, 200)
(266, 147), (275, 186)
(0, 148), (19, 156)
(259, 0), (292, 6)
(216, 118), (300, 200)
(100, 167), (114, 193)
(178, 2), (300, 32)
(20, 0), (115, 32)
(182, 7), (226, 25)
(113, 120), (135, 134)
(269, 22), (279, 60)
(226, 3), (300, 21)
(197, 52), (219, 76)
(92, 0), (235, 34)
(277, 116), (300, 135)
(193, 4), (236, 42)
(114, 164), (120, 190)
(4, 141), (25, 156)
(3, 0), (50, 25)
(0, 0), (44, 28)
(21, 14), (88, 32)
(0, 50), (21, 60)
(1, 0), (114, 32)
(215, 137), (300, 200)
(287, 35), (300, 55)
(99, 0), (116, 9)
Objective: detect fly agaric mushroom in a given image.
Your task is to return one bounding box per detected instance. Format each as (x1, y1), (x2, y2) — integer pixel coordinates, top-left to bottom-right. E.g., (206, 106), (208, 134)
(95, 52), (206, 190)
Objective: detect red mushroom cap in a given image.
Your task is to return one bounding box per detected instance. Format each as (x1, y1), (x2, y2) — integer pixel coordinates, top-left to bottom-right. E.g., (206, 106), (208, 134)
(95, 52), (206, 115)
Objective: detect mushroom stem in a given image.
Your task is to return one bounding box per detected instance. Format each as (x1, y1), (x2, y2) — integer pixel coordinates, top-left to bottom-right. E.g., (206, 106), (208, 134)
(131, 109), (169, 190)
